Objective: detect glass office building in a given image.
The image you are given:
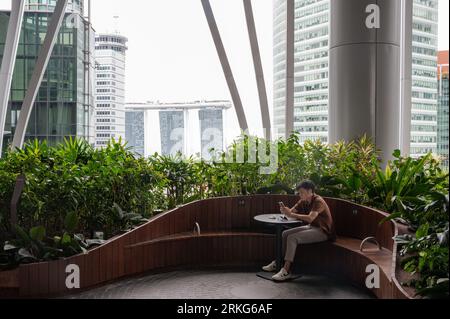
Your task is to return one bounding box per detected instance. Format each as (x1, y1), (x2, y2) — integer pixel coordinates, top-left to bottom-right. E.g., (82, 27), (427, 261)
(410, 0), (439, 157)
(273, 0), (329, 142)
(24, 0), (84, 14)
(0, 0), (94, 153)
(437, 51), (449, 171)
(273, 0), (439, 157)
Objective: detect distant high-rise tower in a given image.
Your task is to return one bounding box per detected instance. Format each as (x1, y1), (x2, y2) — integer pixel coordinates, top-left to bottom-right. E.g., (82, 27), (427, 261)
(273, 0), (439, 157)
(0, 0), (95, 153)
(273, 0), (329, 143)
(94, 33), (128, 148)
(410, 0), (439, 157)
(437, 51), (449, 170)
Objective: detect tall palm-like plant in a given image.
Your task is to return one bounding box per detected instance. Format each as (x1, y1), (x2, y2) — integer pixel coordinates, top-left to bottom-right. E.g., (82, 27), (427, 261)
(371, 151), (449, 228)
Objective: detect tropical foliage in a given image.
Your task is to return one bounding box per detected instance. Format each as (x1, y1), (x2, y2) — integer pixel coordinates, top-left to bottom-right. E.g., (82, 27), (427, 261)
(0, 134), (448, 298)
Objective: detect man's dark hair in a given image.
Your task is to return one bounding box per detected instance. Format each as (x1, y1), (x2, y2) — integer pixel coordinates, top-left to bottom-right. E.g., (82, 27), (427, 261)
(296, 180), (316, 193)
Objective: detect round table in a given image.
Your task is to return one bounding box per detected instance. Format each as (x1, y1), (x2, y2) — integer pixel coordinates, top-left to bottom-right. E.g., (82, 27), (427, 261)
(254, 214), (304, 278)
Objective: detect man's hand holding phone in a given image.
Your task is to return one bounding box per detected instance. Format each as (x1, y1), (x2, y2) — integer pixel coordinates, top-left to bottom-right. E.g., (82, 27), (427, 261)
(279, 202), (291, 217)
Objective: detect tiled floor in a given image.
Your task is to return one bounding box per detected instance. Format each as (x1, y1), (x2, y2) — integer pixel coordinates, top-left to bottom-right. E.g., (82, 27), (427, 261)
(66, 269), (374, 299)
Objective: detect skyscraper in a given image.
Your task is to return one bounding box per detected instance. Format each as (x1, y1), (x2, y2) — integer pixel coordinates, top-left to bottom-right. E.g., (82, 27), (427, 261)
(273, 0), (439, 157)
(273, 0), (329, 143)
(437, 50), (449, 170)
(93, 33), (128, 148)
(0, 0), (94, 153)
(410, 0), (439, 157)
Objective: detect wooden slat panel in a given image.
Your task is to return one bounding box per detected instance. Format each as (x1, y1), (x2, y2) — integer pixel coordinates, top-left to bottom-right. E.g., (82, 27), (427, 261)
(156, 242), (165, 270)
(165, 240), (173, 267)
(211, 236), (219, 265)
(56, 258), (68, 294)
(28, 262), (40, 297)
(111, 239), (119, 279)
(36, 262), (49, 297)
(147, 244), (155, 271)
(152, 217), (163, 239)
(205, 199), (214, 231)
(173, 206), (185, 234)
(135, 224), (148, 244)
(213, 198), (221, 231)
(169, 210), (175, 236)
(47, 259), (59, 295)
(105, 243), (113, 282)
(90, 249), (100, 286)
(18, 264), (31, 297)
(231, 197), (239, 229)
(98, 246), (107, 284)
(218, 198), (227, 232)
(232, 235), (240, 263)
(123, 246), (132, 276)
(135, 245), (145, 274)
(0, 269), (19, 288)
(225, 198), (232, 230)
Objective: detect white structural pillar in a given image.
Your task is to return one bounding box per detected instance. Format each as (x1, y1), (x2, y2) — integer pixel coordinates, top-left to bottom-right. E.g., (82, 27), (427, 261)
(0, 0), (26, 156)
(201, 0), (249, 132)
(400, 0), (413, 156)
(12, 0), (69, 150)
(285, 0), (294, 140)
(243, 0), (271, 141)
(329, 0), (403, 165)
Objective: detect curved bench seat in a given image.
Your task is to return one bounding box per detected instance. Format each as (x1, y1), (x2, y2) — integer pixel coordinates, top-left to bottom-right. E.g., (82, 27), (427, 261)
(0, 195), (410, 299)
(124, 231), (274, 248)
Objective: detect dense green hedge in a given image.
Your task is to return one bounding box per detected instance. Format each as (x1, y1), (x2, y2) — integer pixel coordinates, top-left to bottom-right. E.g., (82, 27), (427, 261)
(0, 134), (448, 298)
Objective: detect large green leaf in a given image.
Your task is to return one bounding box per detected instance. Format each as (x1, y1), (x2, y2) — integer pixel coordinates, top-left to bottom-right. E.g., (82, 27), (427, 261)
(14, 225), (32, 244)
(416, 223), (430, 239)
(29, 226), (46, 242)
(64, 212), (79, 233)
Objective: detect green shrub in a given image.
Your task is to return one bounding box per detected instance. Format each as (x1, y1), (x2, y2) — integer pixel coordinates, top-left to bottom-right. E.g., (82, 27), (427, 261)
(0, 134), (447, 298)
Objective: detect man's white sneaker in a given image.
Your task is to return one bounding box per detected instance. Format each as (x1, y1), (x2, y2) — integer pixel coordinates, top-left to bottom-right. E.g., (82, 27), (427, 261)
(272, 268), (292, 282)
(262, 260), (277, 272)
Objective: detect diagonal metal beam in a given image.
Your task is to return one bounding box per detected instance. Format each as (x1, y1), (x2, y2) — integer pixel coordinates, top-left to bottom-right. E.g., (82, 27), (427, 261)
(0, 0), (26, 156)
(12, 0), (69, 150)
(285, 0), (295, 139)
(243, 0), (271, 140)
(201, 0), (249, 132)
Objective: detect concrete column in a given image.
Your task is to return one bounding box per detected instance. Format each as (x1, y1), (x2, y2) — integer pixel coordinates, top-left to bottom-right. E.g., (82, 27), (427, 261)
(0, 0), (25, 156)
(285, 0), (294, 139)
(400, 0), (413, 156)
(12, 0), (69, 150)
(329, 0), (402, 164)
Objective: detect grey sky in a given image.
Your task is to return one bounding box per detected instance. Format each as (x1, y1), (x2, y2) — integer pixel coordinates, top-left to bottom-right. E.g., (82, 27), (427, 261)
(89, 0), (274, 136)
(0, 0), (449, 137)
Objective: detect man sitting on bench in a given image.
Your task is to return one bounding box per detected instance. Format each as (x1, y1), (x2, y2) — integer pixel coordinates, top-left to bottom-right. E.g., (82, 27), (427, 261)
(262, 180), (336, 281)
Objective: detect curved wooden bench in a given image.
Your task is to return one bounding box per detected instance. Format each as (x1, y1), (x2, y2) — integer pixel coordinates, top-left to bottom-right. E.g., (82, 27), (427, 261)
(0, 195), (410, 299)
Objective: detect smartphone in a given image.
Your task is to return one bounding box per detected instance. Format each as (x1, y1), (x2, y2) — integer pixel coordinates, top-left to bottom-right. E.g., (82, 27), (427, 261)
(278, 202), (285, 207)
